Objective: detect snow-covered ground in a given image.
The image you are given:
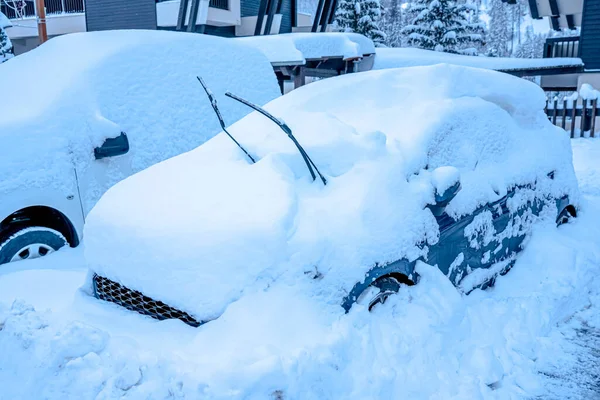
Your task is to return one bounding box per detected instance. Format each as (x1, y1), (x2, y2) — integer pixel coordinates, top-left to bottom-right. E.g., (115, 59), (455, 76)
(0, 138), (598, 399)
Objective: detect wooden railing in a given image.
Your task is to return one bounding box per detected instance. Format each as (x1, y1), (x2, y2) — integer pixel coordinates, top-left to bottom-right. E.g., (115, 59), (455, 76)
(1, 0), (84, 18)
(544, 36), (580, 59)
(545, 98), (599, 138)
(208, 0), (228, 10)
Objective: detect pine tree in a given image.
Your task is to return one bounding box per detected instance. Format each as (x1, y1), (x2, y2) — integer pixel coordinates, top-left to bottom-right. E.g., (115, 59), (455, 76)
(401, 0), (485, 54)
(0, 26), (13, 63)
(515, 25), (546, 59)
(486, 0), (511, 57)
(335, 0), (387, 46)
(380, 0), (404, 47)
(460, 0), (486, 55)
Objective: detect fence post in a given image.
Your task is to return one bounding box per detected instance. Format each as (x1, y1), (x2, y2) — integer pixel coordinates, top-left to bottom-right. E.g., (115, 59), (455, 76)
(562, 99), (567, 130)
(591, 99), (598, 138)
(552, 97), (558, 125)
(581, 99), (588, 137)
(571, 98), (577, 138)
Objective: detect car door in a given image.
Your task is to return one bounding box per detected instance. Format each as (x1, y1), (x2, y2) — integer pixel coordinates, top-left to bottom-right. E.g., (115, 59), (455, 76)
(428, 188), (518, 291)
(72, 132), (133, 217)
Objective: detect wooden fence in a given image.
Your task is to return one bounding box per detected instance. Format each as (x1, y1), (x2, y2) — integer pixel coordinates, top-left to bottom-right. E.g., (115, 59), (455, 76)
(545, 98), (599, 138)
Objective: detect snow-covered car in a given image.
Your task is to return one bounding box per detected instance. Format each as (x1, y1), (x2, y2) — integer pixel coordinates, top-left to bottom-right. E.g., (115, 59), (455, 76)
(84, 64), (579, 326)
(0, 30), (280, 265)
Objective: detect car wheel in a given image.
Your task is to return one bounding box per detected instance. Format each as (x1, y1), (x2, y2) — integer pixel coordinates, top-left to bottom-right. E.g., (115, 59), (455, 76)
(357, 276), (402, 311)
(0, 227), (67, 265)
(556, 207), (575, 226)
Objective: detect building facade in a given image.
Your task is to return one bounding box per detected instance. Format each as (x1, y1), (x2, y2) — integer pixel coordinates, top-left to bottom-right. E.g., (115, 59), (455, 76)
(1, 0), (314, 54)
(527, 0), (600, 91)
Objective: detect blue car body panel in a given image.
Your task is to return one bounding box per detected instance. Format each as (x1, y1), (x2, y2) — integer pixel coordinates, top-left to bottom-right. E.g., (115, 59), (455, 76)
(343, 175), (572, 312)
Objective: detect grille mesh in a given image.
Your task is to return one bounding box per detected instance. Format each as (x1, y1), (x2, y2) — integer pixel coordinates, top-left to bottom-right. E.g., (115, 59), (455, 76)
(93, 274), (202, 327)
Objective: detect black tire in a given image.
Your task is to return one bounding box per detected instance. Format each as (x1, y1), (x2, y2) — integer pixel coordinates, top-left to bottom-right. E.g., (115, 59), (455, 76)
(556, 207), (575, 227)
(0, 227), (67, 265)
(359, 276), (402, 312)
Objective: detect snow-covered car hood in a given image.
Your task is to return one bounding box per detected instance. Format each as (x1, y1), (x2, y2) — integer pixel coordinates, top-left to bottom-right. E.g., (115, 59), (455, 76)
(0, 30), (279, 207)
(85, 64), (579, 322)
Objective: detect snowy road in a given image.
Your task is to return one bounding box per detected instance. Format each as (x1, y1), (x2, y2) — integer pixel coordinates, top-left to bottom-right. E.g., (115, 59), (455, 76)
(0, 140), (600, 399)
(532, 140), (600, 400)
(535, 302), (600, 400)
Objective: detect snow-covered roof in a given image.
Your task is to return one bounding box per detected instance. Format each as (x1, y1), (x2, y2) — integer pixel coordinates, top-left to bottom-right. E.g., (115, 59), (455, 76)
(236, 33), (376, 66)
(374, 48), (584, 73)
(0, 30), (280, 211)
(85, 64), (579, 323)
(0, 11), (11, 29)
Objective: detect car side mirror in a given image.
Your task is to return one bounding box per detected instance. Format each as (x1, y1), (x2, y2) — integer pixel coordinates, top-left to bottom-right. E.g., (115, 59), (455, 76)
(427, 167), (461, 217)
(94, 132), (130, 160)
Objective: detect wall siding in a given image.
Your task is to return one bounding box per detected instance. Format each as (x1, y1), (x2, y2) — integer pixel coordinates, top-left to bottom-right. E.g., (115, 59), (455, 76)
(203, 25), (236, 36)
(580, 0), (600, 70)
(241, 0), (261, 17)
(158, 25), (236, 37)
(279, 0), (292, 33)
(85, 0), (157, 31)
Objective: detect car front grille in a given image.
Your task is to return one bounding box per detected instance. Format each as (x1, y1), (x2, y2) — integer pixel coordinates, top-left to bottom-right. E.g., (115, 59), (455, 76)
(92, 274), (203, 327)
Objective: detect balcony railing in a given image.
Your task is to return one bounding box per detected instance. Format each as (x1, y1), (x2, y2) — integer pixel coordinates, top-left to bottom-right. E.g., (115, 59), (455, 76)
(156, 0), (229, 11)
(209, 0), (228, 10)
(544, 36), (580, 59)
(1, 0), (84, 19)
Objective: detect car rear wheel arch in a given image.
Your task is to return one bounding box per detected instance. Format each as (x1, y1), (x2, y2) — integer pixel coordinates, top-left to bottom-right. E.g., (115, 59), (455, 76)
(557, 204), (577, 226)
(342, 259), (417, 313)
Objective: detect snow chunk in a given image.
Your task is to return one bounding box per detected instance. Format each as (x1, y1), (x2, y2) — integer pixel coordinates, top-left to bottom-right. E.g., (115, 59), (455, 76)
(580, 84), (600, 101)
(431, 166), (460, 196)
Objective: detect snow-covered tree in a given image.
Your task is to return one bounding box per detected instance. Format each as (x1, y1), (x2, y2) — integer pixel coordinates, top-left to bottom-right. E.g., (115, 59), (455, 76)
(486, 0), (511, 57)
(401, 0), (485, 54)
(0, 26), (13, 63)
(515, 25), (546, 59)
(380, 0), (404, 47)
(335, 0), (386, 46)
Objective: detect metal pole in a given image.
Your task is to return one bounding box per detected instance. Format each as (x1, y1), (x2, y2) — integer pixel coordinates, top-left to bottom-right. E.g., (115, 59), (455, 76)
(35, 0), (48, 44)
(177, 0), (190, 31)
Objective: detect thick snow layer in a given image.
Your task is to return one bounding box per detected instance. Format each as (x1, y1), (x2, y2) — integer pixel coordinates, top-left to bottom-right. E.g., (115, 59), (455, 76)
(85, 64), (579, 323)
(374, 47), (584, 72)
(237, 32), (375, 65)
(1, 161), (599, 400)
(580, 83), (600, 100)
(0, 30), (280, 212)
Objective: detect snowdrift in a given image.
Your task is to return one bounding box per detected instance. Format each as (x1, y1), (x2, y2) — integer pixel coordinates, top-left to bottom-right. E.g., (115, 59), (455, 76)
(85, 64), (579, 323)
(0, 30), (280, 212)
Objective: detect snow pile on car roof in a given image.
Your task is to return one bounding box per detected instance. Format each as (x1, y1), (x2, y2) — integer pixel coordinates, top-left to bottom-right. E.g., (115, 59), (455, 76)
(0, 30), (280, 211)
(237, 32), (375, 65)
(85, 64), (579, 323)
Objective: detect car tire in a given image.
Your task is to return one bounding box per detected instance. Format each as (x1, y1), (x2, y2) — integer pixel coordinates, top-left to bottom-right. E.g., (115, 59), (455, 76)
(0, 227), (67, 265)
(357, 276), (402, 312)
(556, 207), (575, 226)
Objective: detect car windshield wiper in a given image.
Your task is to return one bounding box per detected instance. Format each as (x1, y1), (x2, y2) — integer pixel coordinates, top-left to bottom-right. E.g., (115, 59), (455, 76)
(224, 91), (327, 186)
(197, 77), (256, 164)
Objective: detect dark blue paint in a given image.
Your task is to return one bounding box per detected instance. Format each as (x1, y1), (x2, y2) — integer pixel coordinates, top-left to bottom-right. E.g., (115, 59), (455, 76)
(343, 175), (574, 312)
